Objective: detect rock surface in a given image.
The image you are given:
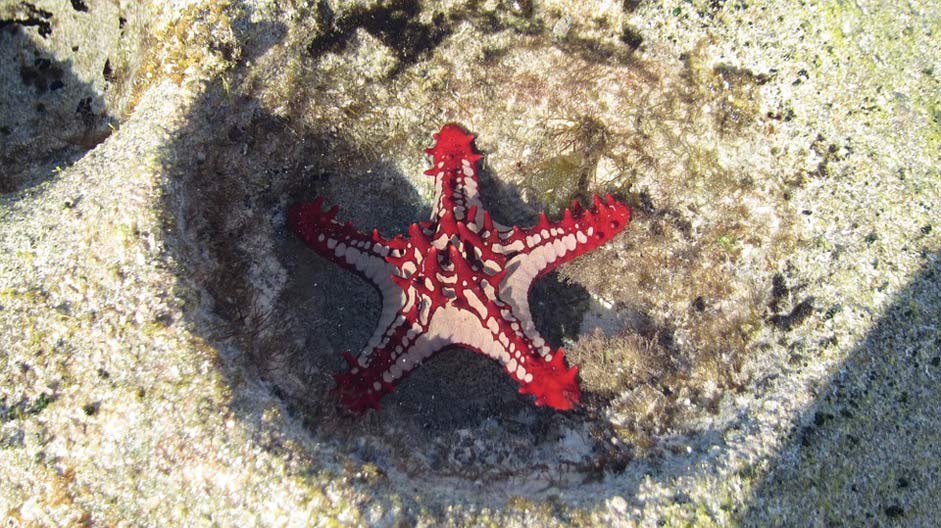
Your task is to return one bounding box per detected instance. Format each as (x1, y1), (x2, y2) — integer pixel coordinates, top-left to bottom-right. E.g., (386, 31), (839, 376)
(1, 0), (939, 525)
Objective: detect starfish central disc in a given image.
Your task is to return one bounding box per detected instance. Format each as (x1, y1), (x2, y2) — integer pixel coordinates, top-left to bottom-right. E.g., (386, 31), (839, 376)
(289, 124), (631, 413)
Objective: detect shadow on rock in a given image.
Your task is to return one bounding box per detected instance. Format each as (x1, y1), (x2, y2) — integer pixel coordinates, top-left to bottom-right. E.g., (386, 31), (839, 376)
(0, 1), (142, 194)
(739, 250), (941, 526)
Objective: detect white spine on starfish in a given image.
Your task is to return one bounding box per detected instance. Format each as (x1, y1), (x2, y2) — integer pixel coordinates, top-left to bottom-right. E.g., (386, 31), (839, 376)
(482, 259), (502, 275)
(480, 279), (499, 302)
(464, 289), (488, 320)
(401, 260), (417, 278)
(402, 288), (416, 314)
(432, 171), (445, 220)
(493, 239), (525, 254)
(432, 234), (449, 250)
(486, 316), (499, 334)
(563, 233), (577, 251)
(418, 295), (432, 325)
(529, 245), (547, 269)
(545, 247), (558, 264)
(464, 178), (478, 202)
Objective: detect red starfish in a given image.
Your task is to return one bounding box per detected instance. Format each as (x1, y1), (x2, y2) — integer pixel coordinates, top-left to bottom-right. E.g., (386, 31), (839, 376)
(289, 125), (630, 412)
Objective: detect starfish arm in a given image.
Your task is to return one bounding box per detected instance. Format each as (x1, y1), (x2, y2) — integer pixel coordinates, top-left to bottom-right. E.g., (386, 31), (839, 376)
(288, 198), (402, 290)
(497, 193), (629, 336)
(424, 124), (488, 224)
(334, 286), (444, 413)
(332, 315), (412, 413)
(516, 193), (631, 275)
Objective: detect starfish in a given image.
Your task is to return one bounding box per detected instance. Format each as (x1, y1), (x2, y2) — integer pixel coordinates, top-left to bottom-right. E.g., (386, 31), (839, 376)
(289, 124), (630, 412)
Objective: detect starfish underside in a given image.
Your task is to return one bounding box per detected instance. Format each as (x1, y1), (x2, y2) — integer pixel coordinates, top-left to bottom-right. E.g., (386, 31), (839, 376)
(289, 124), (631, 412)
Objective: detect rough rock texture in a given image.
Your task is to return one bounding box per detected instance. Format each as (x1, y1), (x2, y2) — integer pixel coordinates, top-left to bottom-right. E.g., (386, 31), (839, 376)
(1, 0), (938, 525)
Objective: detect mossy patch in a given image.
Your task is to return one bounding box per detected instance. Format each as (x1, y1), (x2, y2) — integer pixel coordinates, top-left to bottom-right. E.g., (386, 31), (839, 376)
(131, 0), (242, 107)
(0, 392), (56, 423)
